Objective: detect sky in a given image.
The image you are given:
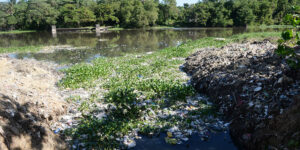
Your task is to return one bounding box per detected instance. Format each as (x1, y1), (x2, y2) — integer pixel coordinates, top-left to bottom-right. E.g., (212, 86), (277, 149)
(177, 0), (199, 6)
(0, 0), (200, 6)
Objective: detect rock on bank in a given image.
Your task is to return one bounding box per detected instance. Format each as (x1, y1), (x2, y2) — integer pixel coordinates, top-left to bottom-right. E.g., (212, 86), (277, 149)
(0, 56), (68, 150)
(183, 40), (300, 149)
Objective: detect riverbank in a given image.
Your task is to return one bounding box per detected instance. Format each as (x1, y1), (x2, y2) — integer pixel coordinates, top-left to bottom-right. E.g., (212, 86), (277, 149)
(58, 32), (283, 149)
(0, 30), (36, 34)
(183, 40), (300, 149)
(108, 26), (175, 31)
(0, 46), (42, 54)
(0, 32), (287, 149)
(0, 56), (68, 150)
(249, 25), (300, 29)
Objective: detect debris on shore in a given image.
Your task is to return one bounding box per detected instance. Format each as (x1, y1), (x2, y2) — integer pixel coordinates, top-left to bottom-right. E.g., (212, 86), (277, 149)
(183, 40), (300, 149)
(0, 55), (231, 149)
(3, 38), (298, 149)
(0, 56), (69, 149)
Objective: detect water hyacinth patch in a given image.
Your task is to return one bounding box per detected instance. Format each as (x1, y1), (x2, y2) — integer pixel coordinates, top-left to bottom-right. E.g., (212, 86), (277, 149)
(59, 32), (281, 149)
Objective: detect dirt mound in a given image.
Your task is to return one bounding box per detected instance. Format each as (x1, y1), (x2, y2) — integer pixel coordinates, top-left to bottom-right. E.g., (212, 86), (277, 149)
(183, 40), (300, 149)
(0, 56), (68, 150)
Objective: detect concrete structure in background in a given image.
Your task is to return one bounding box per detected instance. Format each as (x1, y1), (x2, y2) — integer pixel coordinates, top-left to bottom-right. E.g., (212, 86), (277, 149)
(50, 24), (109, 37)
(96, 24), (101, 36)
(51, 25), (57, 34)
(51, 25), (57, 38)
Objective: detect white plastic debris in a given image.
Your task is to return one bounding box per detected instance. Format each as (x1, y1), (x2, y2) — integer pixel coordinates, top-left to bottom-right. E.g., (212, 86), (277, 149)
(248, 101), (254, 107)
(254, 87), (262, 92)
(123, 136), (136, 149)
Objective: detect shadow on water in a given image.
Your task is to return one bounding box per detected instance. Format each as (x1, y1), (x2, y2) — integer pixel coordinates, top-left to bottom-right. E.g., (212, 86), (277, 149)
(134, 132), (237, 150)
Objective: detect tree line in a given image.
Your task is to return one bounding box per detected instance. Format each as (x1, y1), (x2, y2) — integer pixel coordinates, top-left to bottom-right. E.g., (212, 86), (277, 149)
(0, 0), (299, 30)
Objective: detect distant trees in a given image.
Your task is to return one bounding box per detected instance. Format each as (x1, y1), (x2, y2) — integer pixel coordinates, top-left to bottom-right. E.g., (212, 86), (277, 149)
(95, 3), (119, 25)
(0, 0), (298, 30)
(59, 2), (96, 27)
(207, 0), (233, 27)
(230, 0), (255, 26)
(178, 0), (298, 27)
(158, 0), (178, 25)
(25, 0), (59, 29)
(118, 0), (159, 27)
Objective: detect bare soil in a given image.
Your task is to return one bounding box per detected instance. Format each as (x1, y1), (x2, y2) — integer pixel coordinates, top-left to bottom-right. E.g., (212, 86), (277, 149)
(0, 56), (68, 150)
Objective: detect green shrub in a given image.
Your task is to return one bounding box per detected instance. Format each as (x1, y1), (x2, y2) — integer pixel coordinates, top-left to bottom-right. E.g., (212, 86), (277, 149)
(276, 11), (300, 69)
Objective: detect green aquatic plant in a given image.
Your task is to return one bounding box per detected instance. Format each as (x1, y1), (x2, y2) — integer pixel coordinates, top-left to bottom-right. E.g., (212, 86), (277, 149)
(61, 32), (282, 149)
(105, 88), (143, 120)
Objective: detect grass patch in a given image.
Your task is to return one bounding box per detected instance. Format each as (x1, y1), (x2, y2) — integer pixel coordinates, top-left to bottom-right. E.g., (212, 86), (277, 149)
(0, 30), (36, 34)
(0, 45), (42, 54)
(230, 32), (280, 42)
(150, 26), (174, 29)
(61, 31), (281, 149)
(248, 25), (300, 29)
(108, 27), (125, 31)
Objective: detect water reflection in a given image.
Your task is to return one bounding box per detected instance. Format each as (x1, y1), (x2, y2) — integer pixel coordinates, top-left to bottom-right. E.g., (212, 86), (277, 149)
(0, 28), (281, 64)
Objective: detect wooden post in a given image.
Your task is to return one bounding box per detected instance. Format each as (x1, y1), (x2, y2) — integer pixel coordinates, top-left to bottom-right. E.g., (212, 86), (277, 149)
(96, 24), (101, 36)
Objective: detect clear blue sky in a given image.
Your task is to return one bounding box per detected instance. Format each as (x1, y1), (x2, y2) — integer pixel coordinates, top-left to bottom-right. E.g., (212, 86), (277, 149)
(0, 0), (199, 6)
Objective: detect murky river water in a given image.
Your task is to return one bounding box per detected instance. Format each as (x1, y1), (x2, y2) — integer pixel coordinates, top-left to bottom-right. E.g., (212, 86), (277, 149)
(0, 27), (279, 64)
(134, 132), (237, 150)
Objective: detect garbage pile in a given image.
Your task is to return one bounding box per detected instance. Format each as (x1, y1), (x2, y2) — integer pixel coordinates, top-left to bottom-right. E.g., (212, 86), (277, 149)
(183, 40), (300, 149)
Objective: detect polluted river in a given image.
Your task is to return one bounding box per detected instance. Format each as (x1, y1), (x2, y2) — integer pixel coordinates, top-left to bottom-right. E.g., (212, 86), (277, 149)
(1, 27), (297, 150)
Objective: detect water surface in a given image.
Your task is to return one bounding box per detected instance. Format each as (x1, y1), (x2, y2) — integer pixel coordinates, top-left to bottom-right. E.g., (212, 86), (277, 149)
(0, 28), (280, 64)
(134, 132), (237, 150)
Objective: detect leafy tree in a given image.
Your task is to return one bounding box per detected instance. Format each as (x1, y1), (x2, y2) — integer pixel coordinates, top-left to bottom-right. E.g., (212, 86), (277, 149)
(158, 0), (178, 25)
(273, 0), (298, 24)
(179, 3), (210, 27)
(119, 0), (134, 27)
(59, 0), (95, 27)
(253, 0), (275, 25)
(118, 0), (158, 27)
(0, 10), (6, 29)
(0, 0), (298, 30)
(231, 0), (255, 26)
(25, 0), (59, 29)
(276, 12), (300, 69)
(95, 3), (119, 25)
(194, 3), (211, 26)
(208, 0), (233, 27)
(13, 0), (28, 29)
(144, 0), (159, 26)
(131, 0), (148, 27)
(7, 15), (17, 27)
